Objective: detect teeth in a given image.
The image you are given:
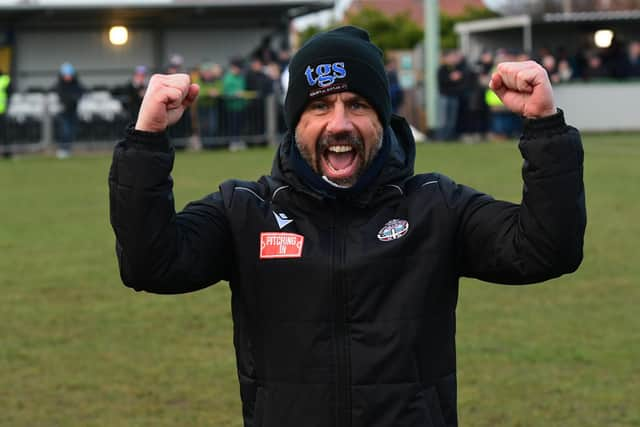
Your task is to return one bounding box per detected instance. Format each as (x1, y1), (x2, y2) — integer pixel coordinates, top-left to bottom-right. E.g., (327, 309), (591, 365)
(328, 145), (353, 153)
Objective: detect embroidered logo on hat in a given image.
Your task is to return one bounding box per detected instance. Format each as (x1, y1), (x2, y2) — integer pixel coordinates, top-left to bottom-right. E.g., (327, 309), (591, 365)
(305, 62), (347, 88)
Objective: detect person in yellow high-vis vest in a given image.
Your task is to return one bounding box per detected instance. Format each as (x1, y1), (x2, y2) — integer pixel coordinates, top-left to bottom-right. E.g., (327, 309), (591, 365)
(0, 69), (12, 158)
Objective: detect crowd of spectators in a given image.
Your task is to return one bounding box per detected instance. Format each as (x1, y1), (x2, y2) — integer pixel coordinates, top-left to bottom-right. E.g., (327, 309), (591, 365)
(121, 42), (294, 152)
(120, 40), (406, 151)
(436, 39), (640, 141)
(3, 39), (296, 158)
(4, 37), (640, 156)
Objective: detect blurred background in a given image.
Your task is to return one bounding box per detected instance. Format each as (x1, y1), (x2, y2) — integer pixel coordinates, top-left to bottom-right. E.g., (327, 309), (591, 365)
(0, 1), (638, 426)
(0, 0), (639, 155)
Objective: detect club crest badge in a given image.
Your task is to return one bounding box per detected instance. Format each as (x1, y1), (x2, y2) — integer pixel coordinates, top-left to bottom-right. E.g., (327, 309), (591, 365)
(377, 219), (410, 242)
(260, 232), (304, 259)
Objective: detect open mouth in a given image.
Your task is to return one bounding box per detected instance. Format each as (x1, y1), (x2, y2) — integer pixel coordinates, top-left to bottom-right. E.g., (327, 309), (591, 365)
(321, 144), (361, 182)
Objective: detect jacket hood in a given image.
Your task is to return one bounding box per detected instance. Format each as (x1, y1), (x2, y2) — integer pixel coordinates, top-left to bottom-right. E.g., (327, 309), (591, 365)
(270, 114), (416, 205)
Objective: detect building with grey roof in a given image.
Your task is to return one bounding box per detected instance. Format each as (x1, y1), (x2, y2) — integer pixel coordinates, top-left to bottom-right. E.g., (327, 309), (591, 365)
(0, 0), (333, 90)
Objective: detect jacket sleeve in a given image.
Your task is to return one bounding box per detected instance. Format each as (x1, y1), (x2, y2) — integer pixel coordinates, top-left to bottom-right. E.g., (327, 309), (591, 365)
(447, 109), (586, 284)
(109, 126), (233, 294)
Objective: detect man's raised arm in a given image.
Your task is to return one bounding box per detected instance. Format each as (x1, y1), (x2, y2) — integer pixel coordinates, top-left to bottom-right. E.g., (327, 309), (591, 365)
(453, 61), (586, 283)
(109, 74), (233, 294)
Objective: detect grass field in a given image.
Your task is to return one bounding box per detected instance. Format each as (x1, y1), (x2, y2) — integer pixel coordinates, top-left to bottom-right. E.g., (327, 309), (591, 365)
(1, 133), (639, 426)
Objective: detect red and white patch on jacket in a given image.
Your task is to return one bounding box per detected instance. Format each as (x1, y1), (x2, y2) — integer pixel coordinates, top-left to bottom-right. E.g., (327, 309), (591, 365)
(260, 232), (304, 259)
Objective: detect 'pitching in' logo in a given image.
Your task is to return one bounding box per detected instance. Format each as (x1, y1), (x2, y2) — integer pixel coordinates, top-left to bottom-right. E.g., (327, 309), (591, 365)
(305, 62), (347, 88)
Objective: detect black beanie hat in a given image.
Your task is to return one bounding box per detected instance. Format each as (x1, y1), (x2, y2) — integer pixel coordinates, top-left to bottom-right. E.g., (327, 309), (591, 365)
(284, 26), (391, 129)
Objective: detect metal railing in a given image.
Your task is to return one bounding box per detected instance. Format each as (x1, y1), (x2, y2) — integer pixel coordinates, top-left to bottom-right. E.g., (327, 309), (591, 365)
(169, 93), (284, 148)
(1, 91), (285, 154)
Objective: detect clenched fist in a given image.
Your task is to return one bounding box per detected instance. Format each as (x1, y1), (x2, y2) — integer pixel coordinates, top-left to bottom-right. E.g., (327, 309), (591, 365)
(135, 74), (200, 133)
(489, 61), (557, 119)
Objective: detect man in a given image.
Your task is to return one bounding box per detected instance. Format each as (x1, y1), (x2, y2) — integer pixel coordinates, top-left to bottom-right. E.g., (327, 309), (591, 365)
(0, 68), (11, 158)
(436, 49), (470, 141)
(245, 55), (271, 138)
(385, 57), (404, 114)
(54, 62), (84, 159)
(222, 57), (248, 151)
(194, 61), (223, 142)
(125, 65), (148, 123)
(109, 27), (585, 427)
(629, 40), (640, 77)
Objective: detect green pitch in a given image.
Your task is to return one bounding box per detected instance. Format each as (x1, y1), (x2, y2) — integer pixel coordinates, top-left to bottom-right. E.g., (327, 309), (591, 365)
(1, 134), (638, 426)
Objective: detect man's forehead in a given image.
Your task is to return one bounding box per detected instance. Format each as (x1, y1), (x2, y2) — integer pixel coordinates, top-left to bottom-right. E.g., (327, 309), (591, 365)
(313, 92), (367, 102)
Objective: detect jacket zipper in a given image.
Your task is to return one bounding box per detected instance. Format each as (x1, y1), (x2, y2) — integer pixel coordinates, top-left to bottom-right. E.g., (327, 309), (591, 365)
(332, 205), (351, 427)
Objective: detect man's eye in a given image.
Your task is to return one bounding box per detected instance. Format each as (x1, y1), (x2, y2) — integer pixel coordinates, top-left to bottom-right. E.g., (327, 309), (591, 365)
(350, 101), (369, 110)
(309, 102), (328, 111)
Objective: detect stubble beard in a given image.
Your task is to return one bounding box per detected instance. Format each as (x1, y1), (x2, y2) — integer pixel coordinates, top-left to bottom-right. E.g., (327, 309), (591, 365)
(294, 128), (384, 188)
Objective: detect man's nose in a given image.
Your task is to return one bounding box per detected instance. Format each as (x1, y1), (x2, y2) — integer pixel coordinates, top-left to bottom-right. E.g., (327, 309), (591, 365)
(326, 103), (354, 135)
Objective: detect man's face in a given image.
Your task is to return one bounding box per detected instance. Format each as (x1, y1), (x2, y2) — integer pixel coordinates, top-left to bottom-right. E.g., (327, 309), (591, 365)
(133, 72), (146, 84)
(481, 52), (493, 64)
(251, 59), (262, 71)
(295, 92), (383, 187)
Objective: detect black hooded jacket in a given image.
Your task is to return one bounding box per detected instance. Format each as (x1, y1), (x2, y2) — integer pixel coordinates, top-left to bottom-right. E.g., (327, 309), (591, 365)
(109, 111), (585, 427)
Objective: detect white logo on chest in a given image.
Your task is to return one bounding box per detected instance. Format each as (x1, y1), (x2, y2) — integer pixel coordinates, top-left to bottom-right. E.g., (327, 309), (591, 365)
(273, 211), (294, 229)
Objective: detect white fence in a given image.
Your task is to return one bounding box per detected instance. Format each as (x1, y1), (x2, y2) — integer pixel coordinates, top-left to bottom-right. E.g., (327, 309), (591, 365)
(553, 81), (640, 132)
